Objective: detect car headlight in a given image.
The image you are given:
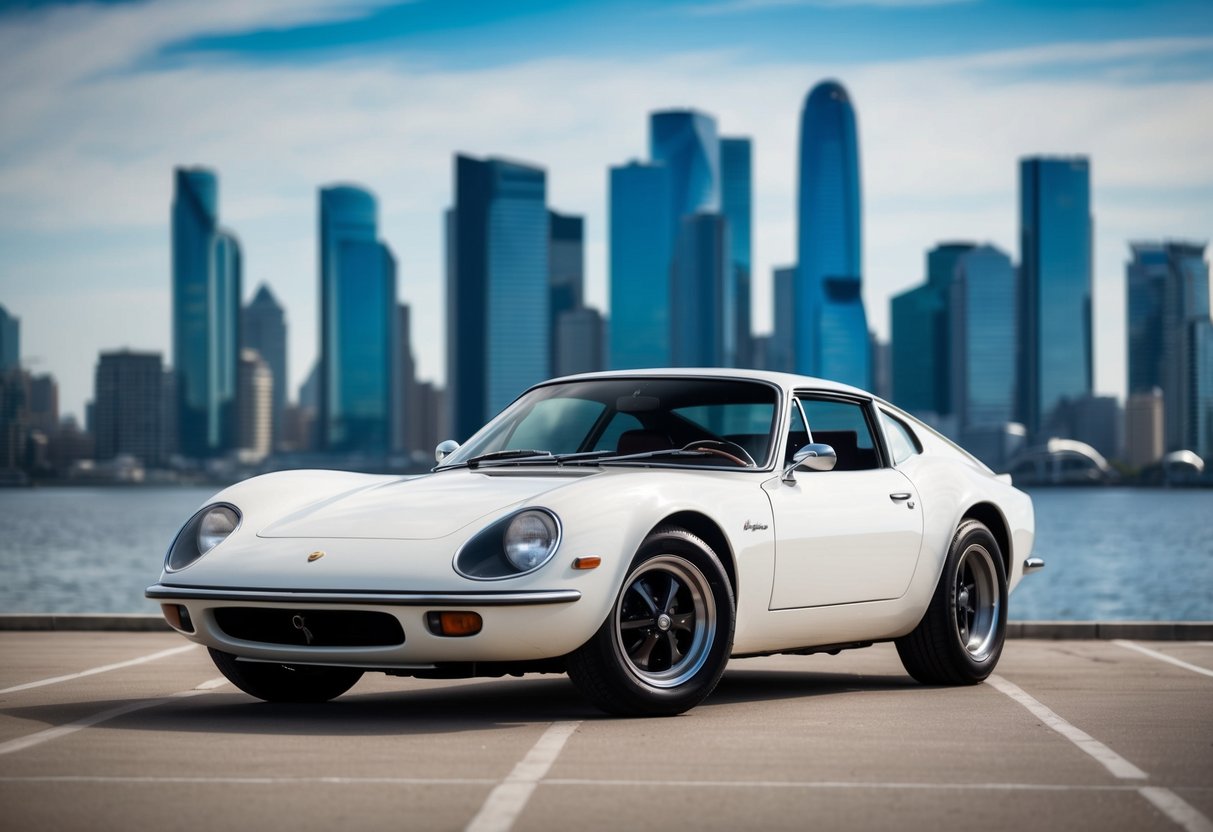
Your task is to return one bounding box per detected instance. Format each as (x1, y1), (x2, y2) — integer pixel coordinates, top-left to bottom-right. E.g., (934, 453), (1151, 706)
(454, 508), (562, 579)
(503, 511), (559, 572)
(166, 503), (241, 572)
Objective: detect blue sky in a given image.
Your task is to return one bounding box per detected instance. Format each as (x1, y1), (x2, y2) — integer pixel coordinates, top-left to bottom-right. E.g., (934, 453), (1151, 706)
(1, 0), (1211, 420)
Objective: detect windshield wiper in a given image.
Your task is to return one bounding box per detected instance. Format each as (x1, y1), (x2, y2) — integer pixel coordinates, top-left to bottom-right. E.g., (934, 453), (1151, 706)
(465, 449), (552, 469)
(595, 448), (718, 464)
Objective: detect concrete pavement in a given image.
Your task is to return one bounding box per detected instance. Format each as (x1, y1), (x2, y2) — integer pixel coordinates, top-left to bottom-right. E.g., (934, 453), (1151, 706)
(0, 632), (1210, 831)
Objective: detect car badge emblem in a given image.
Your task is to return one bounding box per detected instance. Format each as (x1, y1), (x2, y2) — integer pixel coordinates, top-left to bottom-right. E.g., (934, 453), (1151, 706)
(292, 614), (314, 645)
(743, 520), (769, 532)
(307, 550), (325, 563)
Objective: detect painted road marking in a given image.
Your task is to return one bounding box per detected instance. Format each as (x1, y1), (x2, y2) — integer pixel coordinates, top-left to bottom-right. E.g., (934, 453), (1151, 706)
(1140, 787), (1213, 832)
(988, 674), (1147, 779)
(0, 644), (198, 696)
(1114, 640), (1213, 679)
(194, 676), (229, 690)
(464, 721), (580, 832)
(0, 689), (209, 757)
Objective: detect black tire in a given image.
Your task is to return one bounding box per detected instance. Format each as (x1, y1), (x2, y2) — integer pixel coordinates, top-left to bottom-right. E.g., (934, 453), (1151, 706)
(566, 527), (735, 716)
(896, 519), (1007, 685)
(208, 648), (363, 703)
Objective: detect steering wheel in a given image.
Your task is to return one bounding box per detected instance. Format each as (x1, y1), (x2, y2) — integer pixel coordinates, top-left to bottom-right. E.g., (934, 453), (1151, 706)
(681, 439), (757, 468)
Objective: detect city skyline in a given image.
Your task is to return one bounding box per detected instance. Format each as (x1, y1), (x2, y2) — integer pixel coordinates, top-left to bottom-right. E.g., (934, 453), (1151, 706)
(2, 0), (1212, 420)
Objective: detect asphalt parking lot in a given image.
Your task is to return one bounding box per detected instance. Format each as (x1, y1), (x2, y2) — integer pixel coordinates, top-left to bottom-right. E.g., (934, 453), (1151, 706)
(0, 632), (1210, 831)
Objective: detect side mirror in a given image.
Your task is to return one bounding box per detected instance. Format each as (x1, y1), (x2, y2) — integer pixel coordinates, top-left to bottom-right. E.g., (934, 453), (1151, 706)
(435, 439), (460, 464)
(782, 443), (837, 483)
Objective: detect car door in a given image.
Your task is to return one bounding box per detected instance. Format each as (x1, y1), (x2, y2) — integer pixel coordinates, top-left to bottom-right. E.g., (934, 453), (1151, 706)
(767, 393), (924, 610)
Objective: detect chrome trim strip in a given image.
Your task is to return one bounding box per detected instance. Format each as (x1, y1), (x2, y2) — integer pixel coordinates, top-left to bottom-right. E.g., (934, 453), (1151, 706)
(1023, 557), (1046, 574)
(146, 584), (581, 606)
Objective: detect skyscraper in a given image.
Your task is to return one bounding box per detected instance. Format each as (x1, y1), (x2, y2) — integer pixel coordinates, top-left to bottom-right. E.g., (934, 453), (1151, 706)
(950, 245), (1016, 430)
(549, 211), (584, 374)
(319, 185), (397, 454)
(237, 349), (272, 461)
(1127, 241), (1212, 456)
(556, 307), (606, 377)
(671, 213), (733, 367)
(447, 155), (549, 440)
(1018, 157), (1092, 438)
(241, 284), (287, 450)
(721, 137), (753, 367)
(796, 80), (870, 387)
(0, 304), (18, 371)
(650, 110), (720, 233)
(172, 167), (240, 459)
(93, 350), (164, 465)
(769, 266), (796, 373)
(609, 161), (672, 370)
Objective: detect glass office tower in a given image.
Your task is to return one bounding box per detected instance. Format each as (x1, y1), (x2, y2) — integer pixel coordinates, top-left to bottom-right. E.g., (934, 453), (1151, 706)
(721, 137), (753, 367)
(549, 211), (584, 374)
(671, 213), (733, 367)
(609, 161), (672, 369)
(796, 80), (870, 387)
(172, 167), (240, 458)
(950, 245), (1016, 428)
(1018, 157), (1092, 438)
(650, 110), (720, 234)
(319, 185), (396, 453)
(241, 284), (288, 450)
(447, 155), (549, 441)
(0, 305), (18, 371)
(769, 266), (796, 373)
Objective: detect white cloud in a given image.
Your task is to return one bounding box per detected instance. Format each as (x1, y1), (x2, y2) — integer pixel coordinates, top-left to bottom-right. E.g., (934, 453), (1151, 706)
(1, 2), (1211, 419)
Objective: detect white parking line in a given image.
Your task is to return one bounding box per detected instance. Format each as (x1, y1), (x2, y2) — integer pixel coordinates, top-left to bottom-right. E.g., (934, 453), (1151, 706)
(0, 644), (198, 696)
(464, 721), (580, 832)
(987, 675), (1147, 779)
(1140, 787), (1213, 832)
(1114, 641), (1213, 679)
(0, 689), (209, 757)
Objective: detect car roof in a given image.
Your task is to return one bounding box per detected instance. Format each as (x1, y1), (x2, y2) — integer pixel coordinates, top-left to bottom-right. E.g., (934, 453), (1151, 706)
(541, 367), (870, 397)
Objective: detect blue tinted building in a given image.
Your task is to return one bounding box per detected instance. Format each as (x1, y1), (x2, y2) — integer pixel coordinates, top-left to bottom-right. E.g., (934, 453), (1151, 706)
(609, 161), (672, 369)
(796, 80), (870, 387)
(549, 211), (584, 374)
(447, 155), (549, 440)
(671, 213), (733, 367)
(650, 110), (720, 233)
(950, 245), (1016, 428)
(319, 185), (397, 454)
(721, 137), (752, 366)
(172, 167), (240, 458)
(241, 284), (287, 450)
(769, 266), (796, 373)
(0, 305), (18, 371)
(1018, 157), (1092, 438)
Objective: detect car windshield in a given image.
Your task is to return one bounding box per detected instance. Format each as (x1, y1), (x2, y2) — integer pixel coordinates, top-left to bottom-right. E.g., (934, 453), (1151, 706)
(440, 377), (780, 470)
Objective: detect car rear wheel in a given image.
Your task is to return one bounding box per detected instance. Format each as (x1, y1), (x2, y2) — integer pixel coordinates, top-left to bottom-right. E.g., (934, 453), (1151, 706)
(566, 527), (735, 716)
(208, 648), (363, 703)
(895, 519), (1007, 685)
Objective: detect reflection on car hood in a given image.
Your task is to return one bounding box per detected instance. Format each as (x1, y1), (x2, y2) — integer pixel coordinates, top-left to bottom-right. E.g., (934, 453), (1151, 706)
(256, 469), (587, 540)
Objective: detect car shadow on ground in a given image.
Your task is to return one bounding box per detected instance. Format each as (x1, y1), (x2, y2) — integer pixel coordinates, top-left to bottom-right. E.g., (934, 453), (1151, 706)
(1, 666), (930, 739)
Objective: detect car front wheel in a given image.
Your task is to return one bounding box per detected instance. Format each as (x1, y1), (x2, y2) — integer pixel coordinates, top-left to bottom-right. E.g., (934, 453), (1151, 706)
(895, 518), (1007, 685)
(566, 527), (735, 716)
(208, 648), (363, 703)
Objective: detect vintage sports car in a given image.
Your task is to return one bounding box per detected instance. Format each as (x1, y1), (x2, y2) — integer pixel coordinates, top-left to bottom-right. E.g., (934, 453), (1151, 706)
(148, 369), (1042, 716)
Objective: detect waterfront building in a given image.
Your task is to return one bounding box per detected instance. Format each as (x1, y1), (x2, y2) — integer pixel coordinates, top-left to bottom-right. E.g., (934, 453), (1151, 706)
(555, 307), (606, 377)
(0, 304), (18, 371)
(0, 368), (30, 471)
(1125, 389), (1165, 468)
(671, 213), (734, 367)
(397, 303), (417, 454)
(950, 245), (1016, 430)
(870, 334), (890, 402)
(28, 374), (58, 437)
(1065, 394), (1122, 463)
(1018, 157), (1092, 439)
(796, 80), (870, 388)
(768, 266), (796, 373)
(650, 110), (720, 234)
(93, 350), (164, 466)
(447, 155), (549, 440)
(1126, 241), (1211, 457)
(241, 284), (288, 450)
(318, 185), (398, 454)
(237, 349), (272, 462)
(608, 161), (673, 371)
(549, 211), (584, 375)
(172, 167), (241, 459)
(721, 137), (753, 367)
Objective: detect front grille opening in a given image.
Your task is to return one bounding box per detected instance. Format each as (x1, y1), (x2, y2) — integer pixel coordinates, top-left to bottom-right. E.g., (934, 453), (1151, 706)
(213, 608), (404, 647)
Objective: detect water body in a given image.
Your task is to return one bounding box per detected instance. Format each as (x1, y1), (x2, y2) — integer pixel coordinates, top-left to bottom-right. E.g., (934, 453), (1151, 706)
(0, 485), (1209, 620)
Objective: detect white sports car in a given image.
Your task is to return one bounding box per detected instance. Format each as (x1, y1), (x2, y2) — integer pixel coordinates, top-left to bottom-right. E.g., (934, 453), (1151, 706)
(148, 369), (1041, 716)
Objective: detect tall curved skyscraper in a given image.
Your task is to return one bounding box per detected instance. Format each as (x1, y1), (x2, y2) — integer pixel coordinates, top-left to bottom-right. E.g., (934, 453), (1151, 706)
(796, 80), (870, 387)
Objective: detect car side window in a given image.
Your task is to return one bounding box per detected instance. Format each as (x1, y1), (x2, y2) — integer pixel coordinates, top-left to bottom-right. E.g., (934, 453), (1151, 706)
(880, 410), (921, 465)
(798, 397), (880, 471)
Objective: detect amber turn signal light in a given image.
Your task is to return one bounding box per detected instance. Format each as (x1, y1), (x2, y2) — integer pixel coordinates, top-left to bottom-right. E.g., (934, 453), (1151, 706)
(161, 604), (194, 633)
(572, 556), (601, 570)
(426, 611), (483, 637)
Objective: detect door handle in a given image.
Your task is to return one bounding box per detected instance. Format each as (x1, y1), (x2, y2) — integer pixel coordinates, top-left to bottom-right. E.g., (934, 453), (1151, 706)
(889, 493), (911, 501)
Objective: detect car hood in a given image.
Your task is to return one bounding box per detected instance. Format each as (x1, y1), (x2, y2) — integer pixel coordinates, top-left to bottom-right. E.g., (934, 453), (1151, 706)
(255, 469), (590, 541)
